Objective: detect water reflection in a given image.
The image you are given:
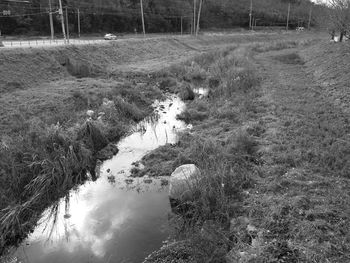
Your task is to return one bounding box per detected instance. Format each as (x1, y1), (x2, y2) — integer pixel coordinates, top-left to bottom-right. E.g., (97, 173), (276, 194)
(13, 95), (186, 263)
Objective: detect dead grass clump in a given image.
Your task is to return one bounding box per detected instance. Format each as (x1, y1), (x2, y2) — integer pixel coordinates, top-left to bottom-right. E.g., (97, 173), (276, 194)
(114, 96), (145, 122)
(178, 84), (195, 101)
(213, 104), (239, 121)
(112, 84), (153, 109)
(132, 144), (181, 177)
(274, 53), (305, 65)
(225, 131), (258, 158)
(210, 54), (238, 80)
(1, 82), (23, 93)
(211, 68), (259, 99)
(66, 58), (93, 78)
(71, 90), (89, 111)
(177, 109), (208, 124)
(77, 121), (109, 153)
(253, 40), (299, 53)
(158, 77), (178, 92)
(184, 62), (208, 83)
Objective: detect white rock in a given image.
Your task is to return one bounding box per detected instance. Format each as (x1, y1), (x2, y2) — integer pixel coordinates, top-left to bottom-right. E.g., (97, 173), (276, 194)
(102, 98), (114, 107)
(86, 110), (94, 117)
(186, 124), (193, 130)
(169, 164), (201, 201)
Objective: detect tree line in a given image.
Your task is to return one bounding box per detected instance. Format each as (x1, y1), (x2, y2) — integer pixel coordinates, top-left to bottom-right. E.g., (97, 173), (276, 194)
(0, 0), (328, 36)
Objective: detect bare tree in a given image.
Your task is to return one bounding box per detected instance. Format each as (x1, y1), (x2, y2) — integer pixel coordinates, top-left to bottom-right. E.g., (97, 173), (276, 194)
(329, 0), (350, 41)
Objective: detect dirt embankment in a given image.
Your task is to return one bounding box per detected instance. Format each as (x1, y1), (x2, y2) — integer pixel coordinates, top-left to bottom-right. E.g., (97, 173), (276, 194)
(301, 42), (350, 114)
(0, 32), (311, 92)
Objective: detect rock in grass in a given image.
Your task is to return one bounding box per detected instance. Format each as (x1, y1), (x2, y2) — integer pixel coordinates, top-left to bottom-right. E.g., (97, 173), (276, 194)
(169, 164), (201, 202)
(86, 110), (94, 117)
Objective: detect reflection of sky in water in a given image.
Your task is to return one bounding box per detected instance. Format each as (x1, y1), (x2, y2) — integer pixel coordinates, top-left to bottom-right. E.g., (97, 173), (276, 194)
(14, 95), (186, 263)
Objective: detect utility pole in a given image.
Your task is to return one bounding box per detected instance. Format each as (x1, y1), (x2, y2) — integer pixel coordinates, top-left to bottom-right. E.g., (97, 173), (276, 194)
(193, 0), (196, 35)
(58, 0), (66, 43)
(77, 8), (81, 38)
(180, 16), (183, 35)
(286, 2), (291, 30)
(140, 0), (146, 36)
(249, 0), (253, 30)
(196, 0), (203, 37)
(48, 0), (54, 40)
(65, 6), (70, 43)
(307, 5), (312, 30)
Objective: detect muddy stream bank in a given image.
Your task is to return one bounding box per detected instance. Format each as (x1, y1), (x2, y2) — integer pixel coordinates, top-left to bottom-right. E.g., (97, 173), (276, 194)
(8, 95), (186, 263)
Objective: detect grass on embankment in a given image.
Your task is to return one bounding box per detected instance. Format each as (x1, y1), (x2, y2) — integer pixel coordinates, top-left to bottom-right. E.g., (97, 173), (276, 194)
(140, 38), (350, 263)
(138, 45), (267, 262)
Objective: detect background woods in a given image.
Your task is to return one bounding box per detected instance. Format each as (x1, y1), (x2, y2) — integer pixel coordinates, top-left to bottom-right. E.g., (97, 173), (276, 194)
(0, 0), (325, 36)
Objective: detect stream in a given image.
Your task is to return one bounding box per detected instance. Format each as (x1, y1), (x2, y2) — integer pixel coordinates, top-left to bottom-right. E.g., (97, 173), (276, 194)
(10, 94), (186, 263)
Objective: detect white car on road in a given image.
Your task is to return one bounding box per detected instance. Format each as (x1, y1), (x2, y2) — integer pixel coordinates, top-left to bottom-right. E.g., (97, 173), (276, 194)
(104, 33), (117, 40)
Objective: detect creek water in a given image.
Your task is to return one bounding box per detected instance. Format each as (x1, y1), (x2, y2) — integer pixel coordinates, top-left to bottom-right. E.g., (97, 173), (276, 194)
(11, 95), (186, 263)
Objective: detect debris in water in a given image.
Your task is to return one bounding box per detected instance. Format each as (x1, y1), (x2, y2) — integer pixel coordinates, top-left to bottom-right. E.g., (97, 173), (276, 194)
(125, 178), (134, 184)
(64, 214), (71, 219)
(187, 124), (193, 130)
(107, 175), (116, 184)
(143, 176), (153, 184)
(118, 170), (125, 174)
(161, 179), (169, 186)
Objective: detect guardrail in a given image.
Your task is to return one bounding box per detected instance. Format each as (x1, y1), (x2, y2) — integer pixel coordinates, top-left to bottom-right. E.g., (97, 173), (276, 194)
(1, 38), (107, 48)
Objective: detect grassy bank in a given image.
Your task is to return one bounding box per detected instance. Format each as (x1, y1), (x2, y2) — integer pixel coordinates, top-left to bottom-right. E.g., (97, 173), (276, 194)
(0, 75), (164, 255)
(138, 38), (350, 263)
